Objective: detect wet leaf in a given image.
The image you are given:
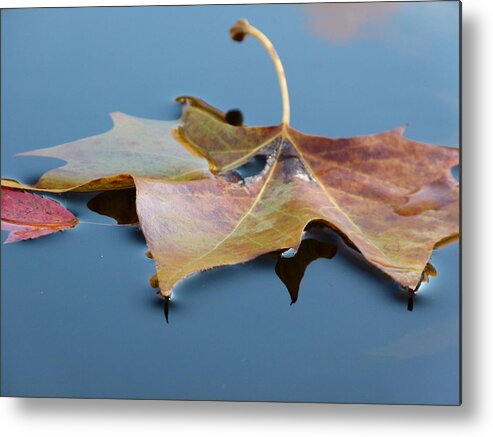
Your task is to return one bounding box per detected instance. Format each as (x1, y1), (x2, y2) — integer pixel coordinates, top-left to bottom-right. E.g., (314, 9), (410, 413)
(1, 109), (210, 192)
(275, 239), (337, 304)
(1, 187), (78, 243)
(2, 19), (459, 307)
(1, 99), (278, 193)
(133, 20), (458, 299)
(136, 103), (458, 298)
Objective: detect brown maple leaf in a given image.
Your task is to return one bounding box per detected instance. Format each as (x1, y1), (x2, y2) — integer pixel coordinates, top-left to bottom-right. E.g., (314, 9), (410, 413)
(0, 110), (211, 192)
(136, 20), (458, 297)
(1, 19), (459, 302)
(0, 99), (279, 193)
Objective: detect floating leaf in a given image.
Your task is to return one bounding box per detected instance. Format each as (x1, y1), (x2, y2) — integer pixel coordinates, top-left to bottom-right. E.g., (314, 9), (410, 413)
(135, 20), (459, 298)
(1, 19), (459, 311)
(135, 127), (458, 297)
(1, 110), (208, 192)
(1, 187), (78, 243)
(1, 99), (279, 193)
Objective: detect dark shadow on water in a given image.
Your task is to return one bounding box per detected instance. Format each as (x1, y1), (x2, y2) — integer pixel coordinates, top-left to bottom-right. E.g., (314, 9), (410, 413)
(306, 224), (442, 312)
(225, 109), (244, 127)
(147, 224), (419, 318)
(87, 189), (138, 225)
(304, 225), (405, 303)
(275, 238), (337, 304)
(136, 286), (186, 325)
(163, 296), (170, 323)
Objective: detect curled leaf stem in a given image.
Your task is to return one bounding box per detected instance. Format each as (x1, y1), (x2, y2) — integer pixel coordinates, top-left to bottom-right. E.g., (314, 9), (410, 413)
(230, 19), (291, 126)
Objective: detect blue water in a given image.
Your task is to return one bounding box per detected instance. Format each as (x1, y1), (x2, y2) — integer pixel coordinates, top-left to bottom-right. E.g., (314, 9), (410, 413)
(1, 2), (460, 404)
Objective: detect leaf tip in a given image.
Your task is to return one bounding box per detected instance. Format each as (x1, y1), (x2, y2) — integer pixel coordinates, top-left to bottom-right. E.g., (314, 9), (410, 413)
(175, 96), (188, 104)
(390, 124), (409, 136)
(109, 112), (127, 125)
(149, 273), (159, 289)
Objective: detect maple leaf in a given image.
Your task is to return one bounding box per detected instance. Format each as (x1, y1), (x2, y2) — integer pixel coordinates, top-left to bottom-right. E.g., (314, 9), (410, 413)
(1, 187), (78, 243)
(1, 19), (458, 307)
(135, 19), (459, 298)
(1, 99), (278, 193)
(1, 110), (210, 192)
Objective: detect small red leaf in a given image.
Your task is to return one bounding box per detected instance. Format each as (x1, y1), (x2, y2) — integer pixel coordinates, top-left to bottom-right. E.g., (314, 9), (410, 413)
(1, 187), (78, 243)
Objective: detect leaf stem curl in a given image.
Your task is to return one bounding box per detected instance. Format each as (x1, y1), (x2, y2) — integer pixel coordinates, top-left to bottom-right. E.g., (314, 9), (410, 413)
(230, 19), (291, 126)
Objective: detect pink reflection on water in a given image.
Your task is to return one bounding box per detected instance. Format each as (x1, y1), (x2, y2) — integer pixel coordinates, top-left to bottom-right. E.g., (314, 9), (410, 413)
(304, 3), (401, 43)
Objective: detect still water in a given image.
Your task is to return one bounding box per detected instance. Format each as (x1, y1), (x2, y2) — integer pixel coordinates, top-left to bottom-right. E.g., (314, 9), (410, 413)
(1, 2), (460, 404)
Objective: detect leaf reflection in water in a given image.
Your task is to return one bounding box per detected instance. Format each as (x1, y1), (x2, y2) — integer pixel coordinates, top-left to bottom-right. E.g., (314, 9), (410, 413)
(405, 262), (437, 312)
(275, 238), (337, 304)
(87, 189), (139, 225)
(86, 185), (437, 318)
